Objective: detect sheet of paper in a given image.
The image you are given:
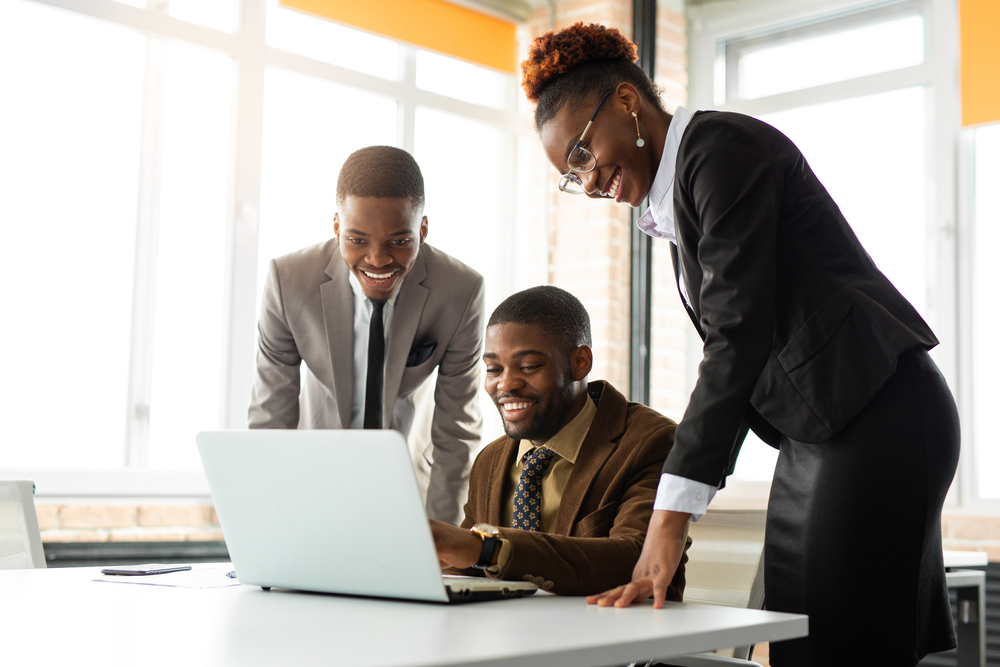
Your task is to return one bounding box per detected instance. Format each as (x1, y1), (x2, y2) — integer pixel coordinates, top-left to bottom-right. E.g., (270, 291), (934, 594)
(93, 563), (240, 589)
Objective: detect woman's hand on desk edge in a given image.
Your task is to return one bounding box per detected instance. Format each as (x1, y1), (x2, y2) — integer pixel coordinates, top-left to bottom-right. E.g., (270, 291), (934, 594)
(586, 509), (690, 609)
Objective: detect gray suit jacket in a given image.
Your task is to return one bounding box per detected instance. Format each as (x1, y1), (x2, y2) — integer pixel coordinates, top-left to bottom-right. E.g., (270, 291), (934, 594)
(248, 239), (485, 524)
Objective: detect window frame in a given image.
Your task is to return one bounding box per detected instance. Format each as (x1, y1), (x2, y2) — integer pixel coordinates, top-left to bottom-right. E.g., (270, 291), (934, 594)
(687, 0), (987, 510)
(956, 123), (1000, 514)
(3, 0), (526, 499)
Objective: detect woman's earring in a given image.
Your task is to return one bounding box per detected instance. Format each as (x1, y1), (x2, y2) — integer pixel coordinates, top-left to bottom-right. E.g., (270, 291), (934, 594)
(632, 112), (645, 147)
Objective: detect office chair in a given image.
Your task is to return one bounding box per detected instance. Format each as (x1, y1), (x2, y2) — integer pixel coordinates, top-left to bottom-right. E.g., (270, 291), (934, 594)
(0, 480), (47, 569)
(629, 508), (768, 667)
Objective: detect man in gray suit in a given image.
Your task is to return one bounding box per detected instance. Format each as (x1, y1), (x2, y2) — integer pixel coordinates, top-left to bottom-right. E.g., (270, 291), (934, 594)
(248, 146), (485, 525)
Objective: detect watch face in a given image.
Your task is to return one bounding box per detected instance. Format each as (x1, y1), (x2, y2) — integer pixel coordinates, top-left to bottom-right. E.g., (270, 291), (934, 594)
(471, 523), (500, 538)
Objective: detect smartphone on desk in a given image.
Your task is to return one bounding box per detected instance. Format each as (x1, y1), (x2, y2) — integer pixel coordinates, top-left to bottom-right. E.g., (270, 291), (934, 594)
(100, 564), (192, 576)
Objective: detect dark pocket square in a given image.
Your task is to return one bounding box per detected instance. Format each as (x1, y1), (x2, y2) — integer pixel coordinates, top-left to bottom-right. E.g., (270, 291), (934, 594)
(406, 340), (437, 367)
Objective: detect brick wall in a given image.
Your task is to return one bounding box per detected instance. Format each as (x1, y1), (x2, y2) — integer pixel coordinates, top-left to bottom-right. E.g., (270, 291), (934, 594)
(522, 1), (634, 390)
(942, 514), (1000, 561)
(37, 503), (222, 543)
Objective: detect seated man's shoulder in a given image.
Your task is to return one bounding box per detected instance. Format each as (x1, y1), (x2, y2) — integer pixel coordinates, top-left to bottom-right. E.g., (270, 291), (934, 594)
(592, 381), (677, 434)
(587, 382), (677, 468)
(621, 403), (677, 462)
(624, 400), (678, 432)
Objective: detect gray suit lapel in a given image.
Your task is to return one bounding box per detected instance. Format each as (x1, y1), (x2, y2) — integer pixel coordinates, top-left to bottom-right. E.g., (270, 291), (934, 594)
(384, 250), (430, 424)
(321, 250), (355, 429)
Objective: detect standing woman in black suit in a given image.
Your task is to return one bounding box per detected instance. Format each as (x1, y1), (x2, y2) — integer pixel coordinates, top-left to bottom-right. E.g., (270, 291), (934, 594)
(522, 23), (960, 667)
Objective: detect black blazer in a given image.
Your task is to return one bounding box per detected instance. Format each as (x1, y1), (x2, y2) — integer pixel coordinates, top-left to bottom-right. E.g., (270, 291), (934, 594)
(664, 111), (937, 487)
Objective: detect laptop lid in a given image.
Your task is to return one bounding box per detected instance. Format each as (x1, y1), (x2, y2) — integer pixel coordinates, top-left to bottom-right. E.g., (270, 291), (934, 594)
(197, 429), (450, 603)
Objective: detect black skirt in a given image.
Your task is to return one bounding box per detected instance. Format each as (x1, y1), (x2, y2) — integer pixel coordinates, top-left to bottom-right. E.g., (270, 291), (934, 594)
(765, 347), (960, 667)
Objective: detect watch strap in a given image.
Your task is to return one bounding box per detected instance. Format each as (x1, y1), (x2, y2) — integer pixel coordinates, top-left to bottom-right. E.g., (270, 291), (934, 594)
(472, 534), (499, 569)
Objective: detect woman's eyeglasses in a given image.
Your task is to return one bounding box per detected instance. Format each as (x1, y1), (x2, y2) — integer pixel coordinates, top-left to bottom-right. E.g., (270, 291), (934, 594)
(558, 90), (615, 195)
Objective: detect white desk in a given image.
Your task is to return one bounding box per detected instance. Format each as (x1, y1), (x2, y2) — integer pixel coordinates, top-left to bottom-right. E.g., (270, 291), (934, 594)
(944, 550), (989, 569)
(0, 566), (807, 667)
(941, 551), (989, 667)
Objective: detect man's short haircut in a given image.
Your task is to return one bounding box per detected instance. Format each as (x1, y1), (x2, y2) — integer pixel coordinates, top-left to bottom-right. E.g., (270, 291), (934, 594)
(336, 146), (425, 211)
(488, 286), (592, 351)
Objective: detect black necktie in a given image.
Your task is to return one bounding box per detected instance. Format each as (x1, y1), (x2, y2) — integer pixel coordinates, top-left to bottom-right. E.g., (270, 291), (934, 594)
(363, 299), (386, 429)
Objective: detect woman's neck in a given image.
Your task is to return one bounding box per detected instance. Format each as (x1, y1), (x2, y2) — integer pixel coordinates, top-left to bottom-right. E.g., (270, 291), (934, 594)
(648, 106), (673, 173)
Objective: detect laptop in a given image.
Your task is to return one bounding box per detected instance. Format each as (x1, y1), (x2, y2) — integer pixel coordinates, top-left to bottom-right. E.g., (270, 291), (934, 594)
(196, 429), (537, 603)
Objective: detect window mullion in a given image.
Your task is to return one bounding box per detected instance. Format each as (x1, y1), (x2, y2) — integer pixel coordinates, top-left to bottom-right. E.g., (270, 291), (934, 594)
(953, 129), (975, 508)
(33, 0), (239, 53)
(221, 0), (267, 429)
(400, 44), (417, 154)
(124, 35), (169, 468)
(719, 62), (933, 116)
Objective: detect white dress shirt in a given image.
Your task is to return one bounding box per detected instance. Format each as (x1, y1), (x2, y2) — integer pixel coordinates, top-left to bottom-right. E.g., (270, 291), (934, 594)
(347, 272), (400, 430)
(636, 106), (718, 521)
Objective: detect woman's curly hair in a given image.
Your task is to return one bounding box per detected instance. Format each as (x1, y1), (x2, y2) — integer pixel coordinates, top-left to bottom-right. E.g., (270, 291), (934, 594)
(521, 22), (664, 131)
(521, 23), (636, 102)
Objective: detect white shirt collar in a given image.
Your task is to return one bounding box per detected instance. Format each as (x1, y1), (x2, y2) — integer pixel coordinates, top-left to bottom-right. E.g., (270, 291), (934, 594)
(635, 106), (696, 242)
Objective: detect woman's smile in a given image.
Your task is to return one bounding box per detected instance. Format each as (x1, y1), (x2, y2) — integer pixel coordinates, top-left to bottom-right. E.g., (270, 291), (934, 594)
(604, 167), (623, 201)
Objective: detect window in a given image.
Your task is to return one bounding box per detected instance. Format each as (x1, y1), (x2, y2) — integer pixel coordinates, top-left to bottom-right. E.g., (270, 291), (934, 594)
(257, 68), (399, 308)
(757, 87), (928, 314)
(265, 3), (399, 80)
(683, 0), (958, 500)
(414, 106), (515, 441)
(972, 123), (1000, 500)
(146, 42), (234, 472)
(416, 50), (513, 109)
(0, 0), (144, 470)
(723, 3), (926, 102)
(0, 0), (523, 496)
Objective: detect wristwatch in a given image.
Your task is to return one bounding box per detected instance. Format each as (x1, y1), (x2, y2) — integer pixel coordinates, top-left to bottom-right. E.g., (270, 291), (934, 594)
(470, 523), (501, 569)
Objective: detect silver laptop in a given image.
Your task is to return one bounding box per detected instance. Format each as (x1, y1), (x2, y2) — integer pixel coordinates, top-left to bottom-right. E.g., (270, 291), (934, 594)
(196, 429), (536, 603)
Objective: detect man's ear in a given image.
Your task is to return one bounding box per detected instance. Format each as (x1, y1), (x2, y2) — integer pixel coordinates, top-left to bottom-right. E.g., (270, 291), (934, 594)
(333, 213), (340, 241)
(419, 216), (428, 244)
(571, 345), (593, 382)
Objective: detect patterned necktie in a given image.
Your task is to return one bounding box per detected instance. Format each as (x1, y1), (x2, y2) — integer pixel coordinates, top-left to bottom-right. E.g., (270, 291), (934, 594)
(363, 299), (386, 429)
(512, 447), (557, 532)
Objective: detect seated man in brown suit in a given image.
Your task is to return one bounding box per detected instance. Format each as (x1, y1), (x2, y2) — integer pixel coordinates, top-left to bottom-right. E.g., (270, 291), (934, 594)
(430, 286), (688, 597)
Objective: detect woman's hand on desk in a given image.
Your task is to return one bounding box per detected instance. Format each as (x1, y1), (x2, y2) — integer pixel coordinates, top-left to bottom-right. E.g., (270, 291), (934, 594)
(428, 519), (481, 569)
(586, 509), (690, 609)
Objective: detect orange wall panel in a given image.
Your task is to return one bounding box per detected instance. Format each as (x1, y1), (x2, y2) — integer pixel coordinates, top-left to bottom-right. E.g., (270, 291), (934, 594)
(959, 0), (1000, 127)
(280, 0), (519, 74)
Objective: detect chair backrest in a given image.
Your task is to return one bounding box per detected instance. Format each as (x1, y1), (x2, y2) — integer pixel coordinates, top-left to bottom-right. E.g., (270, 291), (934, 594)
(0, 480), (47, 569)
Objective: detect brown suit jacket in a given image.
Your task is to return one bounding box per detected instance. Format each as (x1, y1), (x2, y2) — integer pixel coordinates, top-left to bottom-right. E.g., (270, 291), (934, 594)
(453, 380), (688, 597)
